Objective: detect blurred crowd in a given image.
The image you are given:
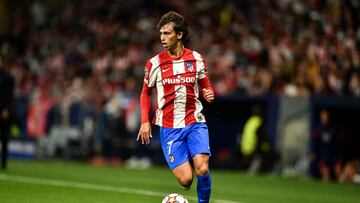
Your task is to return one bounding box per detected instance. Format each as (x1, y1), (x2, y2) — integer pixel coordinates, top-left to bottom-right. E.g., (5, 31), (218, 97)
(0, 0), (359, 166)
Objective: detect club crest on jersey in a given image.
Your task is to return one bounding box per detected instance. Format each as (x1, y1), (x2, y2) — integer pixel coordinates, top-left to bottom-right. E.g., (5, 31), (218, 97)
(185, 62), (194, 72)
(169, 155), (175, 163)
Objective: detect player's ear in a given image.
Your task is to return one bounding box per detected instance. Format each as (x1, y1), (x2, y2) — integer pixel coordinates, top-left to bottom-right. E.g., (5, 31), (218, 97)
(177, 32), (183, 40)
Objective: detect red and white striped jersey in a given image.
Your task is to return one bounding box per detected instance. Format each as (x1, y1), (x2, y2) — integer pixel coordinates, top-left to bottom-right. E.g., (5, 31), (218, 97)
(142, 48), (212, 128)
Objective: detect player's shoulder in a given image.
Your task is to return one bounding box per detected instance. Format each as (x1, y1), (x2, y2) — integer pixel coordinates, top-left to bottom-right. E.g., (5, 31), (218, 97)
(187, 49), (205, 61)
(147, 53), (161, 63)
(184, 48), (198, 55)
(146, 52), (163, 68)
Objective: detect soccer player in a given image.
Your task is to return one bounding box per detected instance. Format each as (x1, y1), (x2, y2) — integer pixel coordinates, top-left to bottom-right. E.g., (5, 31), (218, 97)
(137, 11), (214, 203)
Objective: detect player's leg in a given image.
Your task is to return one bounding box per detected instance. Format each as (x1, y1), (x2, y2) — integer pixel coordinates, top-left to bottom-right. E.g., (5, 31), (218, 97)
(193, 153), (210, 175)
(187, 123), (212, 203)
(173, 161), (194, 189)
(160, 126), (194, 189)
(193, 154), (211, 203)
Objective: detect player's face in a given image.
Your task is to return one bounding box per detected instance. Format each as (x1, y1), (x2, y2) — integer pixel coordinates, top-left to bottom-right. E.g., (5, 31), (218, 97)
(159, 23), (182, 51)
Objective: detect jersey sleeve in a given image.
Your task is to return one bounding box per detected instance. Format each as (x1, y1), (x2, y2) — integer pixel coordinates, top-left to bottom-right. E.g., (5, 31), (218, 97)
(140, 60), (154, 123)
(140, 83), (152, 124)
(197, 54), (214, 93)
(143, 60), (152, 86)
(198, 54), (208, 80)
(140, 58), (156, 123)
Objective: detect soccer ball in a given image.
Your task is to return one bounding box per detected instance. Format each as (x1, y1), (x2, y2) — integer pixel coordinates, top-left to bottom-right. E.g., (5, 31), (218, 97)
(161, 193), (189, 203)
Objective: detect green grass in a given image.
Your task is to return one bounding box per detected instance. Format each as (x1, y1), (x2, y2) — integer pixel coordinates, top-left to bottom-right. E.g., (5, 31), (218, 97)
(0, 160), (359, 203)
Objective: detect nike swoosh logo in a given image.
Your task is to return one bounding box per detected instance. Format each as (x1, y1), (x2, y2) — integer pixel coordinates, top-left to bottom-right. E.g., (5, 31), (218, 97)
(162, 68), (171, 72)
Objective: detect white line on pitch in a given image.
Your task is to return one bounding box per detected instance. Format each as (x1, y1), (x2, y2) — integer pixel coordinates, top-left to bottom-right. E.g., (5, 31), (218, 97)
(0, 174), (243, 203)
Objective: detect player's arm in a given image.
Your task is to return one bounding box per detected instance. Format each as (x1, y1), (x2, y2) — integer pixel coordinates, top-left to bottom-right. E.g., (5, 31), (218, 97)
(138, 83), (153, 145)
(138, 62), (153, 145)
(198, 55), (214, 103)
(198, 76), (214, 103)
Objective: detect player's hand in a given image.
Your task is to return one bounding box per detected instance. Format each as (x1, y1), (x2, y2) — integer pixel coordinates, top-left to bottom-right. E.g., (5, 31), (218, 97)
(202, 88), (214, 103)
(137, 122), (152, 145)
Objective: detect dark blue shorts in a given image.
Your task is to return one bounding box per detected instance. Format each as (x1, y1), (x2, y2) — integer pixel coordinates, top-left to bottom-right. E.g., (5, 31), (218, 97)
(160, 122), (211, 170)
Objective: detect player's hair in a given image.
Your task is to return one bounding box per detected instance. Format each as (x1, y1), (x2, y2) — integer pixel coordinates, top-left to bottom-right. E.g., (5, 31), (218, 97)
(157, 11), (189, 42)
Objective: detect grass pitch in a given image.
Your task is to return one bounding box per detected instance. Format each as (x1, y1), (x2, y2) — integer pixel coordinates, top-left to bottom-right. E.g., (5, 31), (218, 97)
(0, 160), (359, 203)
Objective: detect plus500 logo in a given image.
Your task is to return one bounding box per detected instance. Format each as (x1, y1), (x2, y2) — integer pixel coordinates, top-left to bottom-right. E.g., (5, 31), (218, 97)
(162, 75), (196, 85)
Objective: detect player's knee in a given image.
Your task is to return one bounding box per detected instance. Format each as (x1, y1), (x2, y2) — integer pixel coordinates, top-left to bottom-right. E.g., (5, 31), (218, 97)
(195, 164), (209, 176)
(173, 162), (194, 188)
(178, 175), (193, 188)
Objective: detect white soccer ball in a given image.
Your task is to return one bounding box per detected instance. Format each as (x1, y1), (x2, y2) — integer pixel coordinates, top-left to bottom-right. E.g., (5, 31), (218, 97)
(161, 193), (189, 203)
